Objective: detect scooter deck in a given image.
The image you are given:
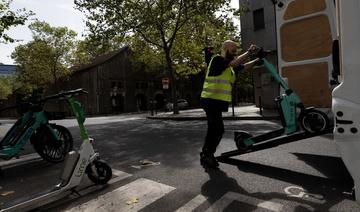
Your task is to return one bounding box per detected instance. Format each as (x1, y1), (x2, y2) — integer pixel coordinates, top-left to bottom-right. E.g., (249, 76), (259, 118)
(217, 127), (333, 161)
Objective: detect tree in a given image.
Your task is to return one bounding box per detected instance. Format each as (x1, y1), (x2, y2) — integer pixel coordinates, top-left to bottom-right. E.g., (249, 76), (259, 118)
(0, 76), (13, 99)
(75, 0), (234, 114)
(71, 34), (127, 66)
(0, 0), (34, 43)
(171, 13), (240, 77)
(11, 21), (77, 93)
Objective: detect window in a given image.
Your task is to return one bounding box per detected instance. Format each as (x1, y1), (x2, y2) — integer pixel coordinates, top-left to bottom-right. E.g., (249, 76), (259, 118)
(141, 82), (148, 90)
(253, 8), (265, 31)
(111, 81), (117, 88)
(118, 81), (123, 89)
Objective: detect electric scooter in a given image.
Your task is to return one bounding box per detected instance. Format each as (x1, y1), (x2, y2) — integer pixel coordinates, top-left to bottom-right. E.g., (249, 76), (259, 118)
(217, 49), (333, 160)
(0, 88), (112, 212)
(0, 94), (73, 163)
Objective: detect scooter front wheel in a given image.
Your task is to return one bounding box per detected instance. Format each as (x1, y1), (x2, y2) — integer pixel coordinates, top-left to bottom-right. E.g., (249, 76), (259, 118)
(86, 160), (112, 185)
(235, 131), (253, 151)
(299, 109), (330, 133)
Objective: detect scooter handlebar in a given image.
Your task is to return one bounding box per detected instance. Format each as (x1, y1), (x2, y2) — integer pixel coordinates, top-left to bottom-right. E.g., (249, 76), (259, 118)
(0, 89), (88, 112)
(40, 88), (88, 102)
(256, 48), (275, 59)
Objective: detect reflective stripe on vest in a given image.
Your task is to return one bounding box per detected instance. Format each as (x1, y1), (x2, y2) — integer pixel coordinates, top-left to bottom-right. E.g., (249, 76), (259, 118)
(202, 88), (232, 95)
(201, 56), (235, 102)
(204, 79), (230, 84)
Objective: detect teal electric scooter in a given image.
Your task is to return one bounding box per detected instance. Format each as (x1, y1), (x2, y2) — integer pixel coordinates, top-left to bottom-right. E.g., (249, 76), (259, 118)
(0, 94), (73, 163)
(218, 49), (332, 160)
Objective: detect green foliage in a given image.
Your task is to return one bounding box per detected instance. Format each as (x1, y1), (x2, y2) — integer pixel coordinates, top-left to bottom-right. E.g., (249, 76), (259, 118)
(0, 76), (13, 99)
(11, 21), (77, 94)
(75, 0), (239, 75)
(126, 35), (166, 73)
(172, 12), (241, 77)
(0, 0), (34, 43)
(72, 34), (127, 65)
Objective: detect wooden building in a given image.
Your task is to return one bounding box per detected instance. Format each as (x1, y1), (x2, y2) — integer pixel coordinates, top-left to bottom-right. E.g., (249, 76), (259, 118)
(45, 46), (202, 116)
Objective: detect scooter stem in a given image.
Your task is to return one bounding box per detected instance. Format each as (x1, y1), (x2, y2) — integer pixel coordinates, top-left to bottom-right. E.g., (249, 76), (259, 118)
(68, 97), (89, 140)
(263, 58), (290, 91)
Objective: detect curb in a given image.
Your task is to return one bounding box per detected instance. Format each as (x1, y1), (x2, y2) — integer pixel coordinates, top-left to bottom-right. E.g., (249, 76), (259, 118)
(146, 116), (280, 121)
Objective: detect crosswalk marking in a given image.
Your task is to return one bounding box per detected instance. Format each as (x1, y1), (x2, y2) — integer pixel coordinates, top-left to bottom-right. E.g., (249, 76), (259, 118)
(109, 169), (132, 184)
(63, 178), (175, 212)
(175, 194), (208, 212)
(35, 168), (288, 212)
(205, 192), (283, 212)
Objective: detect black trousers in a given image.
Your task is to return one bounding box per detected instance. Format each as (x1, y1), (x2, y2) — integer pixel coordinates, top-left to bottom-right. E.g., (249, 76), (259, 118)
(202, 106), (225, 155)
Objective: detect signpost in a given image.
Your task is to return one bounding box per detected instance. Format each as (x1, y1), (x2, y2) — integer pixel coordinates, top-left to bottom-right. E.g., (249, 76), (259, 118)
(162, 77), (169, 89)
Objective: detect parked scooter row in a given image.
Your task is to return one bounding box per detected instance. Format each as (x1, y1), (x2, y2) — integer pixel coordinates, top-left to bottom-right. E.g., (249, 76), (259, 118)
(0, 93), (73, 162)
(0, 88), (112, 212)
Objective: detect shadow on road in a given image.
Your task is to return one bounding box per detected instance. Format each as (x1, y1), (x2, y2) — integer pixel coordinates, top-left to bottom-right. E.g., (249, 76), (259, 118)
(215, 156), (357, 211)
(293, 153), (353, 183)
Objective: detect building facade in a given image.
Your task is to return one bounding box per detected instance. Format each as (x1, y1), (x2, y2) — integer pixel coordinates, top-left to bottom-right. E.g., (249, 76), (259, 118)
(43, 46), (202, 116)
(0, 65), (16, 77)
(51, 46), (161, 115)
(239, 0), (279, 108)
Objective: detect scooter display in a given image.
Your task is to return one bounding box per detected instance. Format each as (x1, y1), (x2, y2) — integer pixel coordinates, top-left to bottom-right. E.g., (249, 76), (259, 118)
(0, 94), (73, 163)
(217, 49), (333, 160)
(0, 88), (112, 212)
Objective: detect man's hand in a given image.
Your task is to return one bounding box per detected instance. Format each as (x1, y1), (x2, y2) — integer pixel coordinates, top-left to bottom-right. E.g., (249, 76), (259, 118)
(247, 44), (260, 54)
(230, 44), (260, 67)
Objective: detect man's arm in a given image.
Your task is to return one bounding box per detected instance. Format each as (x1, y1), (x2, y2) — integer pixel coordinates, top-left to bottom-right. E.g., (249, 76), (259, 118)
(243, 58), (260, 70)
(229, 44), (259, 67)
(229, 51), (250, 67)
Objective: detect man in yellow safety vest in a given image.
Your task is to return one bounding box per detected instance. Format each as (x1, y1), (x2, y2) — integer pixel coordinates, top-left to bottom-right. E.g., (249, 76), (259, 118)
(200, 40), (260, 168)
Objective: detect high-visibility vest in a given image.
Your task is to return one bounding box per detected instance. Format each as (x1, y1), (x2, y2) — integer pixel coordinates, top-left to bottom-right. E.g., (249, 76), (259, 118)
(201, 56), (236, 102)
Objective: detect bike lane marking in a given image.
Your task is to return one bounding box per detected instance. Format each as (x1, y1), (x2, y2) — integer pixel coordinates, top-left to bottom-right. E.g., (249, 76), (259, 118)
(205, 191), (283, 212)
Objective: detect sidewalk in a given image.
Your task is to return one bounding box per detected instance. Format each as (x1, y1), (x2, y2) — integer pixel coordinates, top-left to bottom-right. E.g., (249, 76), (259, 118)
(147, 104), (279, 121)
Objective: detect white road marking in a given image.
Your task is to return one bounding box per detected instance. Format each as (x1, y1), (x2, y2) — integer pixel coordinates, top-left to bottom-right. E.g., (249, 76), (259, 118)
(63, 178), (175, 212)
(175, 194), (208, 212)
(205, 192), (283, 212)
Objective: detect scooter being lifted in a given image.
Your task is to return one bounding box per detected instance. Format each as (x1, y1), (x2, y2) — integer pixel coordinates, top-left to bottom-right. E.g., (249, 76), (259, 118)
(1, 88), (112, 212)
(218, 49), (332, 160)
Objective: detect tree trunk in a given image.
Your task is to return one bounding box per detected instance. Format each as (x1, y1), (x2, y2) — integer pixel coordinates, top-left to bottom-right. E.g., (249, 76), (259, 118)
(164, 47), (179, 114)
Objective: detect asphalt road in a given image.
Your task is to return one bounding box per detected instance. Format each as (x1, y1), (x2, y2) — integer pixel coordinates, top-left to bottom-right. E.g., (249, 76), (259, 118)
(0, 114), (359, 211)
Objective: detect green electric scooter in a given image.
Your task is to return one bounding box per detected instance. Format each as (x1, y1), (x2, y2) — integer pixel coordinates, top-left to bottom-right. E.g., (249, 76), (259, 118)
(0, 94), (73, 163)
(218, 49), (332, 160)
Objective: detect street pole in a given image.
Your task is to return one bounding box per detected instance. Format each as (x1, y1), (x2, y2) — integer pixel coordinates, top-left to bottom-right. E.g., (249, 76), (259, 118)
(232, 83), (236, 117)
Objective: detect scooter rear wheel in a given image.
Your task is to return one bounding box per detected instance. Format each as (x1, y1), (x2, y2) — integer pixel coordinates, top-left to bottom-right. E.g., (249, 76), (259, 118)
(86, 160), (112, 185)
(32, 125), (73, 163)
(299, 109), (330, 133)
